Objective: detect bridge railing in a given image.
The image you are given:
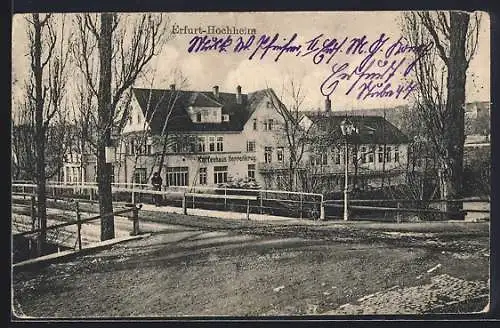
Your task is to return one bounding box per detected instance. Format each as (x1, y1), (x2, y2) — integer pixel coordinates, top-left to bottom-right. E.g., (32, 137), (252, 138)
(12, 194), (142, 260)
(323, 198), (490, 222)
(12, 182), (325, 220)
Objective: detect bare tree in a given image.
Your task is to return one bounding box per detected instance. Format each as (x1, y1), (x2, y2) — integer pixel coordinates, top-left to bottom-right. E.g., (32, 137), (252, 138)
(265, 78), (309, 191)
(23, 13), (72, 254)
(73, 13), (169, 240)
(401, 11), (481, 218)
(154, 72), (189, 179)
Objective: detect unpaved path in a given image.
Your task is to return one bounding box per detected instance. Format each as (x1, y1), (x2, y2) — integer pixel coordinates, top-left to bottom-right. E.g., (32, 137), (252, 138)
(12, 209), (489, 317)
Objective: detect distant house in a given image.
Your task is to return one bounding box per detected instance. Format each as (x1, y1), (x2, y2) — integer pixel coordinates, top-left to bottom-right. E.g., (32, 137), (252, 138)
(465, 101), (490, 120)
(287, 112), (410, 193)
(12, 123), (74, 183)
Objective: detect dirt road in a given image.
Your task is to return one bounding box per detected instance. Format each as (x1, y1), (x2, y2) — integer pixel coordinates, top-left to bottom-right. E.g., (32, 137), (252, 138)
(12, 210), (489, 317)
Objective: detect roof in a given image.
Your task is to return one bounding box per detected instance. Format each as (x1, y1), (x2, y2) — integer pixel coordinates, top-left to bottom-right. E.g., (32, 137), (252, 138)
(132, 87), (271, 133)
(303, 112), (409, 144)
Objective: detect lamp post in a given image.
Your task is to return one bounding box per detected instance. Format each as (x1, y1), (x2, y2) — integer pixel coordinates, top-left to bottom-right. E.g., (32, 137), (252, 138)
(340, 119), (355, 221)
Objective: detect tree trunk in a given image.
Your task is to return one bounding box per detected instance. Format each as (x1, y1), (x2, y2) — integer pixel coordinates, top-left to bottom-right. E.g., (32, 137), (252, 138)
(97, 13), (115, 240)
(157, 133), (170, 177)
(33, 13), (47, 255)
(442, 12), (469, 219)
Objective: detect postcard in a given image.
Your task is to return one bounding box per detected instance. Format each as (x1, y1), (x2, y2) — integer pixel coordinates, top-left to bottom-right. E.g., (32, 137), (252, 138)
(11, 11), (490, 318)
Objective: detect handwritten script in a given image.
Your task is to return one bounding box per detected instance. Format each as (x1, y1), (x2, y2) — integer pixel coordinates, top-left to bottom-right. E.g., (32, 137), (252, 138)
(186, 33), (434, 101)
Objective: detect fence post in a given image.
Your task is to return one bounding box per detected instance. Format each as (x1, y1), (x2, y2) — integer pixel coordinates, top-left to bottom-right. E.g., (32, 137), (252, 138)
(224, 186), (227, 210)
(182, 193), (187, 215)
(131, 205), (140, 236)
(320, 195), (325, 220)
(246, 199), (250, 220)
(192, 194), (195, 209)
(300, 193), (303, 219)
(260, 191), (263, 215)
(396, 202), (401, 223)
(75, 201), (82, 251)
(30, 195), (36, 231)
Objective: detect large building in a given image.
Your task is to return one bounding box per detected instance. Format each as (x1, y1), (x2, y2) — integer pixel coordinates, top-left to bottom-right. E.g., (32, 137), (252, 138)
(61, 85), (411, 194)
(111, 85), (285, 189)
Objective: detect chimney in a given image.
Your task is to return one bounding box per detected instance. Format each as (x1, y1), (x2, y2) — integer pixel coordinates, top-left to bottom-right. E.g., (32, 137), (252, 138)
(213, 85), (219, 98)
(170, 84), (175, 91)
(325, 95), (332, 112)
(236, 85), (242, 104)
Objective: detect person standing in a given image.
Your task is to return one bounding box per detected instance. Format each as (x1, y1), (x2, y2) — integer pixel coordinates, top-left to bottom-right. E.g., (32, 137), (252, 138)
(151, 172), (163, 206)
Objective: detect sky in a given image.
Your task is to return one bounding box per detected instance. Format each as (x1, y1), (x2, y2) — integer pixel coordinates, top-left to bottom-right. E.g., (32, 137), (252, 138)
(12, 11), (490, 113)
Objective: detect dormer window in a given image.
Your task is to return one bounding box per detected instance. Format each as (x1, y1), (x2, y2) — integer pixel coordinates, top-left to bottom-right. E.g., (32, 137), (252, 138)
(196, 113), (202, 122)
(266, 101), (272, 108)
(222, 114), (229, 122)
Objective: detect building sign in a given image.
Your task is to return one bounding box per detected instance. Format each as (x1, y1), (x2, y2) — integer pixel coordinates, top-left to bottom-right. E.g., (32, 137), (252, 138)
(198, 154), (256, 164)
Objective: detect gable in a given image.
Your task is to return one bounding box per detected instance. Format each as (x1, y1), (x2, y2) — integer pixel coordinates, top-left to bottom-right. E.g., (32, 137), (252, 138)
(122, 96), (150, 134)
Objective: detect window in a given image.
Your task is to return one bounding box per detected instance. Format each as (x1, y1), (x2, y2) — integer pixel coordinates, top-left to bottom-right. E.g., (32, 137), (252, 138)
(189, 136), (196, 153)
(172, 142), (179, 153)
(214, 166), (228, 184)
(136, 112), (141, 124)
(128, 114), (132, 125)
(253, 119), (257, 130)
(277, 147), (284, 162)
(378, 146), (384, 163)
(247, 140), (256, 152)
(310, 155), (317, 166)
(264, 146), (273, 163)
(133, 168), (147, 184)
(385, 146), (392, 162)
(248, 164), (255, 180)
(198, 137), (206, 152)
(209, 136), (216, 152)
(222, 114), (229, 122)
(335, 150), (341, 165)
(216, 136), (224, 152)
(111, 165), (115, 183)
(310, 154), (327, 166)
(166, 167), (189, 186)
(196, 112), (202, 122)
(276, 174), (286, 190)
(66, 166), (81, 184)
(128, 139), (151, 155)
(199, 167), (207, 185)
(361, 146), (367, 164)
(129, 139), (135, 155)
(368, 150), (374, 163)
(266, 101), (272, 108)
(264, 119), (274, 131)
(322, 153), (328, 165)
(394, 145), (400, 162)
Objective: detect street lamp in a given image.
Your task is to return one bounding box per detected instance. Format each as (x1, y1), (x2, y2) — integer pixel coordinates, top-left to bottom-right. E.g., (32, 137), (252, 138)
(340, 118), (355, 221)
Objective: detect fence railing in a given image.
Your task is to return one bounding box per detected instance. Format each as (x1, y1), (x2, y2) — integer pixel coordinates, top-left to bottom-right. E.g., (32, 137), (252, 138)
(323, 198), (490, 222)
(12, 182), (490, 223)
(12, 195), (141, 260)
(12, 182), (325, 220)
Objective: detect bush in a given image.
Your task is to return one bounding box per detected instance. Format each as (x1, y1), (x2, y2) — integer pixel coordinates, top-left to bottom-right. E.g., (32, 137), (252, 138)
(463, 149), (490, 197)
